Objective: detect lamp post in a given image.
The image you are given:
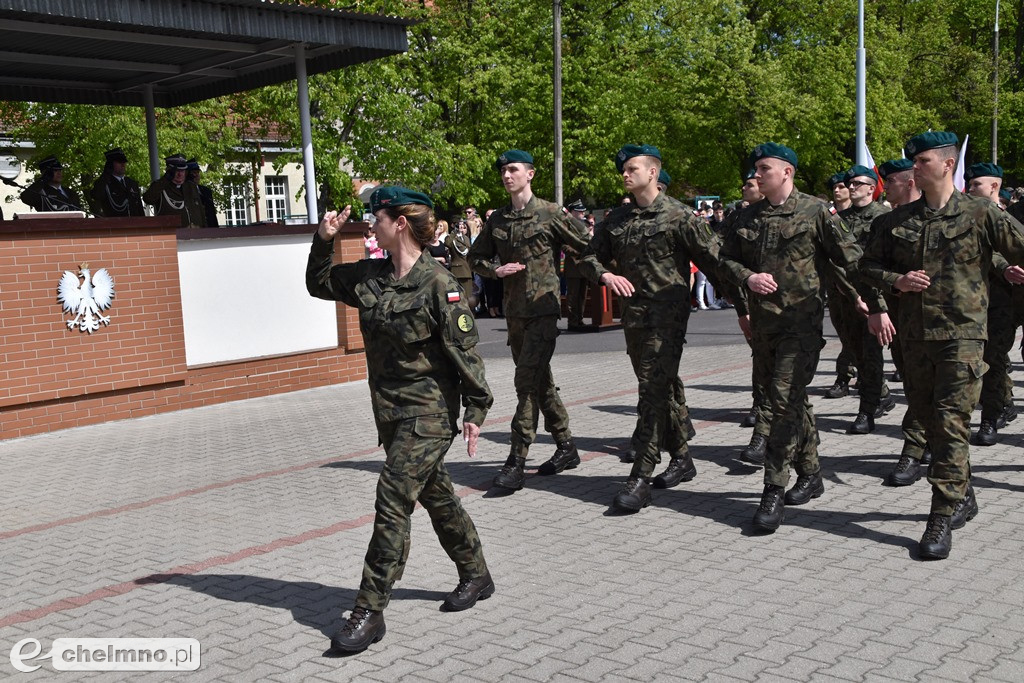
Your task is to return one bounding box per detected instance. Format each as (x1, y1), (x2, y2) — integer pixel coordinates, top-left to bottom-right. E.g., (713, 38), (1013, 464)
(992, 0), (1000, 164)
(855, 0), (867, 166)
(553, 0), (563, 205)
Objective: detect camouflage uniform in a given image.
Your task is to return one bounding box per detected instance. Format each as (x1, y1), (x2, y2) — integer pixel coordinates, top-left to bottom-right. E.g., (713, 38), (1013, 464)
(980, 253), (1015, 426)
(469, 195), (590, 454)
(306, 237), (492, 611)
(578, 193), (719, 479)
(860, 192), (1024, 514)
(562, 249), (589, 327)
(837, 201), (891, 416)
(719, 191), (863, 488)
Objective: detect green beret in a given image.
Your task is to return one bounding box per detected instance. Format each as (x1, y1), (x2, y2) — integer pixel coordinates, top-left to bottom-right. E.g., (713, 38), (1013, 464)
(369, 185), (434, 213)
(658, 169), (671, 186)
(744, 168), (757, 181)
(615, 144), (661, 173)
(878, 158), (913, 179)
(1000, 188), (1012, 202)
(903, 131), (958, 159)
(495, 149), (533, 170)
(964, 162), (1003, 182)
(749, 142), (798, 169)
(844, 164), (877, 184)
(827, 172), (847, 189)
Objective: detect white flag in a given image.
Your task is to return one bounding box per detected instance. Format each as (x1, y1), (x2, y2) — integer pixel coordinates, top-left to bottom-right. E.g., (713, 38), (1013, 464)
(953, 134), (969, 191)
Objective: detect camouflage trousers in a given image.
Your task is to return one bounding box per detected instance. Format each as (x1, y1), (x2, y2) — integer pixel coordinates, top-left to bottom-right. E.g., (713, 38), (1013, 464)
(827, 288), (857, 383)
(356, 415), (488, 611)
(831, 290), (887, 413)
(565, 277), (589, 327)
(506, 315), (571, 452)
(753, 331), (823, 488)
(980, 293), (1015, 423)
(748, 338), (772, 438)
(629, 370), (691, 458)
(624, 326), (688, 479)
(902, 339), (986, 515)
(885, 295), (905, 376)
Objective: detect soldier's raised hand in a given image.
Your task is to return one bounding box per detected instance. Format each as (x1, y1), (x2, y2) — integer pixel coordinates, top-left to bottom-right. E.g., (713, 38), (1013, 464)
(317, 205), (352, 241)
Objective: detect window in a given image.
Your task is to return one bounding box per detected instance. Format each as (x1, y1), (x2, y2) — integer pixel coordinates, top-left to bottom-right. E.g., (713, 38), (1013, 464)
(224, 182), (251, 226)
(265, 176), (289, 222)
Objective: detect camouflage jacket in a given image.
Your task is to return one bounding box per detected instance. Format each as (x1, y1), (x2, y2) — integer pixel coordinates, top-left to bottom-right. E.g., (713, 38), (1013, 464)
(860, 191), (1024, 341)
(578, 193), (719, 329)
(469, 194), (591, 318)
(718, 190), (862, 335)
(836, 201), (890, 309)
(306, 235), (493, 428)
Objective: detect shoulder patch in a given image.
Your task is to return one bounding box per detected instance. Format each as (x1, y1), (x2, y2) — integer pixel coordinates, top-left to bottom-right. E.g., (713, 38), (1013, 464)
(447, 290), (461, 303)
(457, 314), (474, 332)
(828, 205), (837, 215)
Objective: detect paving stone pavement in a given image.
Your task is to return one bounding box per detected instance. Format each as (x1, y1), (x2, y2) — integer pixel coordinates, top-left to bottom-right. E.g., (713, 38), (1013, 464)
(2, 326), (1024, 682)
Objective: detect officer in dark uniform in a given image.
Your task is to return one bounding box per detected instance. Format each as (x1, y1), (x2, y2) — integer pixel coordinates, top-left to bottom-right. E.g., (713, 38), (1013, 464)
(307, 186), (495, 653)
(143, 154), (206, 227)
(187, 158), (219, 227)
(20, 156), (84, 212)
(562, 199), (592, 330)
(89, 148), (144, 217)
(444, 219), (475, 306)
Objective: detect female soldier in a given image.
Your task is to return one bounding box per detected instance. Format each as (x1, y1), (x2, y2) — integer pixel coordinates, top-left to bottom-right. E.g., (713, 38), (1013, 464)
(306, 186), (495, 654)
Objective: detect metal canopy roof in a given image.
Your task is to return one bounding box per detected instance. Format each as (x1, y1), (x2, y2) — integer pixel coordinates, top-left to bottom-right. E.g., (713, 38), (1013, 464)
(0, 0), (413, 107)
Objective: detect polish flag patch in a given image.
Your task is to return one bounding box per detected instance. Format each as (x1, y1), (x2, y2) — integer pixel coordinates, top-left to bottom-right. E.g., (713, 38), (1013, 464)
(447, 291), (461, 303)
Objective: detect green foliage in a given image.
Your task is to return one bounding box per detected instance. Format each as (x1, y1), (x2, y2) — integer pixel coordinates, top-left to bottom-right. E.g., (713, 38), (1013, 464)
(4, 0), (1023, 213)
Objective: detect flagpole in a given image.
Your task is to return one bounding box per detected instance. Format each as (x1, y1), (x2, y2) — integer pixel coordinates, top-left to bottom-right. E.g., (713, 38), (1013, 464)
(992, 0), (1000, 164)
(855, 0), (867, 166)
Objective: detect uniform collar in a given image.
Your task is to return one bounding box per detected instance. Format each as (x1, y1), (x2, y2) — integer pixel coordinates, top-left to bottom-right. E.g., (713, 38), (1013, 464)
(631, 192), (668, 216)
(379, 249), (434, 290)
(913, 190), (965, 219)
(503, 194), (538, 218)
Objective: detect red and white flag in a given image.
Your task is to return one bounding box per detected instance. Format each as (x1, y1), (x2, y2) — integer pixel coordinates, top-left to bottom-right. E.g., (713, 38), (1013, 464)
(953, 134), (969, 192)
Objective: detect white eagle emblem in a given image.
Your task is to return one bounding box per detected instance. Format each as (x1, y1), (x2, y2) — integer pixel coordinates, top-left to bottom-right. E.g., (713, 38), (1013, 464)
(58, 263), (115, 333)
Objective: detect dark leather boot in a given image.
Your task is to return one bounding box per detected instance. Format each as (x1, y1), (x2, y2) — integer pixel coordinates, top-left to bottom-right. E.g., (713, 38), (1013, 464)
(330, 607), (386, 653)
(848, 412), (874, 434)
(740, 433), (767, 465)
(752, 484), (785, 532)
(919, 513), (952, 560)
(886, 455), (922, 487)
(974, 421), (998, 446)
(785, 471), (824, 505)
(921, 449), (932, 465)
(873, 394), (897, 418)
(741, 408), (757, 428)
(824, 378), (850, 399)
(652, 453), (697, 489)
(493, 454), (526, 490)
(441, 573), (495, 612)
(999, 403), (1018, 427)
(613, 477), (652, 512)
(537, 439), (580, 475)
(950, 485), (978, 530)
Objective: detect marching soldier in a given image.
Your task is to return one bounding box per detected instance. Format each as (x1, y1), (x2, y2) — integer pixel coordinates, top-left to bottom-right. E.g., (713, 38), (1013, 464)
(579, 145), (719, 511)
(469, 149), (591, 491)
(719, 143), (865, 532)
(89, 148), (144, 217)
(563, 199), (592, 330)
(862, 132), (1024, 559)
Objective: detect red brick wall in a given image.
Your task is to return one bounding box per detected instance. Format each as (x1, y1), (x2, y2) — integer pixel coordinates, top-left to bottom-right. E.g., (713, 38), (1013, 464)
(0, 218), (368, 441)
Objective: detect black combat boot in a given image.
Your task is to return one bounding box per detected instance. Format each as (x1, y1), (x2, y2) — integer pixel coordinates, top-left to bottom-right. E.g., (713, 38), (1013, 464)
(652, 452), (697, 489)
(919, 513), (952, 560)
(330, 607), (386, 653)
(950, 485), (978, 530)
(493, 454), (526, 490)
(921, 449), (932, 465)
(848, 412), (874, 434)
(441, 573), (495, 612)
(824, 378), (850, 399)
(741, 408), (757, 428)
(752, 484), (785, 532)
(873, 393), (897, 418)
(974, 420), (998, 446)
(886, 455), (922, 487)
(537, 438), (580, 475)
(999, 402), (1018, 427)
(784, 471), (824, 505)
(613, 477), (652, 512)
(740, 433), (767, 465)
